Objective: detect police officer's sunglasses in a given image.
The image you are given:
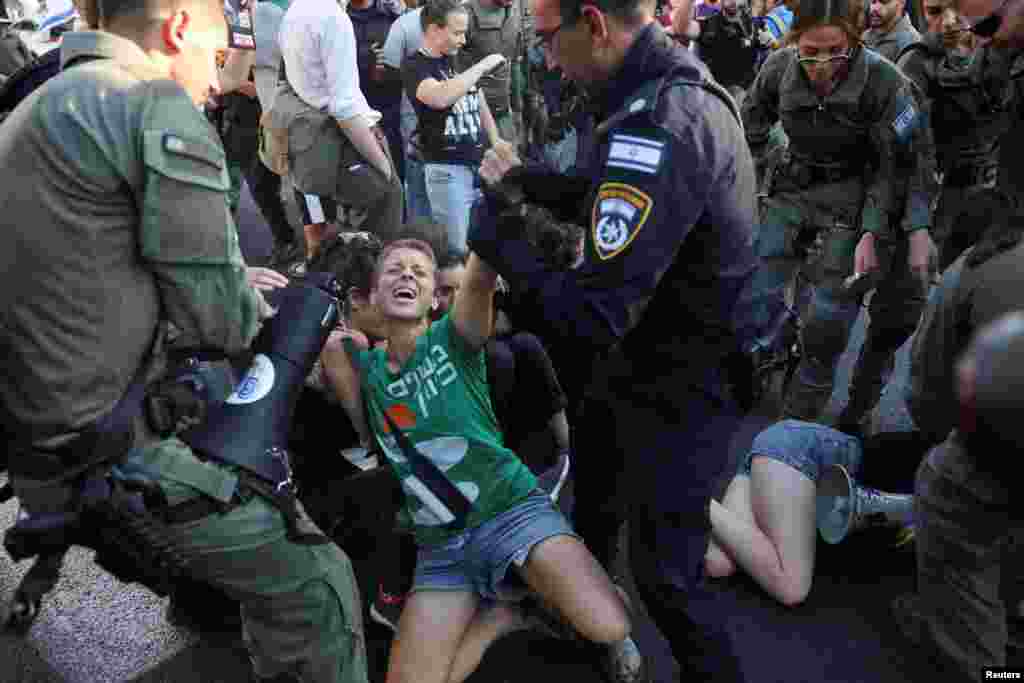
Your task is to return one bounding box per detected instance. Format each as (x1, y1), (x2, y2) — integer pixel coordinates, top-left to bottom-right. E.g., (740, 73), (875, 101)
(796, 50), (852, 66)
(968, 0), (1009, 36)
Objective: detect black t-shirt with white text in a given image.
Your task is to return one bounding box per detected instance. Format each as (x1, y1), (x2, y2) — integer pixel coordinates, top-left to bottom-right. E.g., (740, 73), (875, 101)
(402, 49), (486, 165)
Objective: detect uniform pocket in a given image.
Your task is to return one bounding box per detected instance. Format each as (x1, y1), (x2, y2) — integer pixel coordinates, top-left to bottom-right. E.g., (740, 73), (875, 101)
(140, 130), (234, 265)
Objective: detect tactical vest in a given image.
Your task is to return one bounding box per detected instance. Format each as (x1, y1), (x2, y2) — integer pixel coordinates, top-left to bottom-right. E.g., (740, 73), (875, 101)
(697, 10), (759, 90)
(462, 0), (518, 115)
(775, 47), (879, 170)
(898, 38), (1023, 171)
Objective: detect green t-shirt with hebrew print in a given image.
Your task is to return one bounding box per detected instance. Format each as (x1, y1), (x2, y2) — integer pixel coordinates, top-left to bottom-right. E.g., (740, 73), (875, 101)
(353, 315), (538, 547)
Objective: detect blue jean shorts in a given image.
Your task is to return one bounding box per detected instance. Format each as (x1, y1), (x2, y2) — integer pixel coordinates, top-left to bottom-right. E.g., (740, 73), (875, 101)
(739, 419), (863, 483)
(412, 491), (579, 602)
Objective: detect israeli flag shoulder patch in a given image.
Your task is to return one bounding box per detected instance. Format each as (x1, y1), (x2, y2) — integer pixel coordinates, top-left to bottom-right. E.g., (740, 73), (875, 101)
(606, 133), (665, 175)
(891, 101), (918, 140)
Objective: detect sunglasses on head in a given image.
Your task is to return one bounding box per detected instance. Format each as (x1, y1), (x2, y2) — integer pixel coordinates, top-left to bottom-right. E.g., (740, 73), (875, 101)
(969, 0), (1008, 36)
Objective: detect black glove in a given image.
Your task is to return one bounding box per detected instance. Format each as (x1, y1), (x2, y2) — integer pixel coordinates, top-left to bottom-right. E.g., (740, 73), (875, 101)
(467, 195), (528, 267)
(500, 167), (592, 223)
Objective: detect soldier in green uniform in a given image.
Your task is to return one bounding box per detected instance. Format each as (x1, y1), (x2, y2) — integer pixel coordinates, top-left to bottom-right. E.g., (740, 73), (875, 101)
(897, 0), (1024, 271)
(460, 0), (522, 143)
(0, 0), (367, 680)
(863, 0), (921, 62)
(741, 0), (935, 423)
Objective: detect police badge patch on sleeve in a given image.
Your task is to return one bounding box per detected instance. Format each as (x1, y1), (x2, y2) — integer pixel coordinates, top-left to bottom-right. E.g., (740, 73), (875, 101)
(591, 183), (653, 260)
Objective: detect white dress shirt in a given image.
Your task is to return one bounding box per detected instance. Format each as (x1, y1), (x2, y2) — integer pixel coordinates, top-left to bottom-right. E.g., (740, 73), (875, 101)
(278, 0), (381, 125)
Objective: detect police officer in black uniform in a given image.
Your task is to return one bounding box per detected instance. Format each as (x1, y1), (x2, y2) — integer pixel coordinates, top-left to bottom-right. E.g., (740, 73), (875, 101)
(469, 0), (757, 678)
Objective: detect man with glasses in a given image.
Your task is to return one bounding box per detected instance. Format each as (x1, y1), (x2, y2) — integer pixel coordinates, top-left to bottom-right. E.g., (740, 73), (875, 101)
(469, 0), (758, 679)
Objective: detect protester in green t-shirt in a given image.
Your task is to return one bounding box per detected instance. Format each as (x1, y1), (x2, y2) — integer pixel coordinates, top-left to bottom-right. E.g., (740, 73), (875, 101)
(321, 239), (645, 683)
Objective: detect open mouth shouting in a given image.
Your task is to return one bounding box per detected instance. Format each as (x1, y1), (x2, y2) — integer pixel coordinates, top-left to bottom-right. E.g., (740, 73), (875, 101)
(392, 283), (419, 303)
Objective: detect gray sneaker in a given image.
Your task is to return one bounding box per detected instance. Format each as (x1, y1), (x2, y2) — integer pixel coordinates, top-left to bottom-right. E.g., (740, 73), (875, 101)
(537, 450), (571, 503)
(603, 636), (647, 683)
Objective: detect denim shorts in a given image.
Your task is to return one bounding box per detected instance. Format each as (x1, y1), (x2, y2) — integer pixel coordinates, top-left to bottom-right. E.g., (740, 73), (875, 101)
(412, 491), (579, 602)
(739, 419), (863, 483)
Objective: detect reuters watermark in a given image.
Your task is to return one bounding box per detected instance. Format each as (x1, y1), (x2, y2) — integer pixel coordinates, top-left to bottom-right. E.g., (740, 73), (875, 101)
(984, 668), (1024, 680)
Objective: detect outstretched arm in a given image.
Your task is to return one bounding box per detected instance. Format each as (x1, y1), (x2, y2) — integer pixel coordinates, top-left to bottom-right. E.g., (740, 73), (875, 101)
(451, 252), (499, 351)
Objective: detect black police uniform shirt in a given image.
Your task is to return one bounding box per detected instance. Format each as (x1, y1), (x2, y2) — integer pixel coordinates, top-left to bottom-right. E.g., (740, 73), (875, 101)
(402, 50), (486, 165)
(469, 23), (759, 408)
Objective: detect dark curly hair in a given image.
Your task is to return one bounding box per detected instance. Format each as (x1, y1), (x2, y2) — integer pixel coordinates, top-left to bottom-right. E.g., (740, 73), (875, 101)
(306, 219), (449, 293)
(519, 204), (585, 271)
(306, 232), (384, 294)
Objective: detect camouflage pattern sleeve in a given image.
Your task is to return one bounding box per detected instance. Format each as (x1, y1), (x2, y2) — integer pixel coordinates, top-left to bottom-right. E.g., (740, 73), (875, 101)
(136, 81), (264, 354)
(862, 62), (923, 238)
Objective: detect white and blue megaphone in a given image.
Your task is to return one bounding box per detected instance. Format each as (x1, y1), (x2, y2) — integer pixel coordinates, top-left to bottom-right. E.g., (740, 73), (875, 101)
(1, 0), (78, 56)
(816, 463), (915, 544)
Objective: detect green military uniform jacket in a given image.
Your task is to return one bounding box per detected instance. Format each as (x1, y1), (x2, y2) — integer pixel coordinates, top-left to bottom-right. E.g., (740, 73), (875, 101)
(0, 30), (263, 442)
(742, 45), (932, 236)
(898, 34), (1024, 175)
(863, 15), (921, 65)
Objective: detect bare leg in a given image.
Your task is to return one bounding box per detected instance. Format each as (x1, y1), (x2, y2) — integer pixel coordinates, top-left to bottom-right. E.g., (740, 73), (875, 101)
(516, 534), (630, 644)
(708, 457), (817, 606)
(385, 590), (478, 683)
(448, 602), (531, 683)
(706, 474), (755, 578)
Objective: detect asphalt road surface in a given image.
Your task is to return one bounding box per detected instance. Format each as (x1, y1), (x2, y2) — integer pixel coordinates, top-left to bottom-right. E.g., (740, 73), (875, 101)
(6, 124), (1024, 682)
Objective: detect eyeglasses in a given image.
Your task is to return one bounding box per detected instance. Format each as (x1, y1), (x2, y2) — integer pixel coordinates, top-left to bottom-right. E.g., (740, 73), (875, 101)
(968, 0), (1009, 36)
(797, 51), (851, 66)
